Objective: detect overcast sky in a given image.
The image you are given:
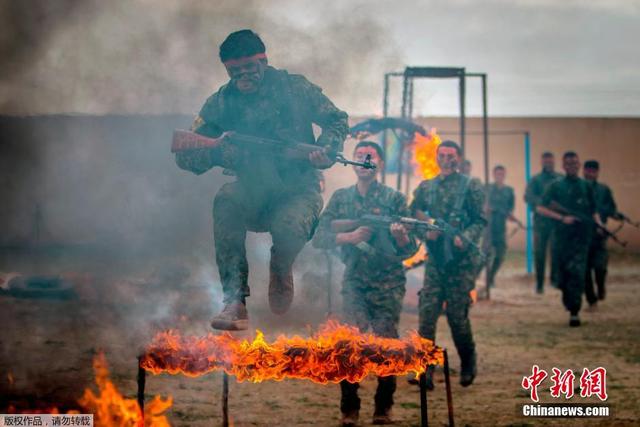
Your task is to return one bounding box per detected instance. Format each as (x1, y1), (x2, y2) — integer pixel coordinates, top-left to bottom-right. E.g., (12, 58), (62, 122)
(1, 0), (638, 116)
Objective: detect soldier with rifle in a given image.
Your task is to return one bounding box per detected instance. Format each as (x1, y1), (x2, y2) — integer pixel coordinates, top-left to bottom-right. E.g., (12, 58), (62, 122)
(312, 141), (417, 426)
(173, 30), (350, 330)
(484, 165), (523, 288)
(537, 152), (604, 327)
(525, 152), (562, 294)
(583, 160), (625, 307)
(410, 140), (487, 389)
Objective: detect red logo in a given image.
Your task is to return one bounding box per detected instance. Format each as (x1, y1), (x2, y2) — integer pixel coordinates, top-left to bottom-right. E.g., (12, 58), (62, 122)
(579, 367), (608, 401)
(521, 365), (548, 402)
(521, 366), (608, 402)
(550, 368), (575, 399)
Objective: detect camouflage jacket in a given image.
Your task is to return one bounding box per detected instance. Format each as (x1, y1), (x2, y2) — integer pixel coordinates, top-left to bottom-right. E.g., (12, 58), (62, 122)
(542, 176), (596, 241)
(410, 172), (487, 272)
(175, 66), (348, 195)
(312, 180), (418, 287)
(486, 183), (515, 240)
(525, 170), (561, 220)
(589, 181), (617, 224)
(589, 180), (618, 241)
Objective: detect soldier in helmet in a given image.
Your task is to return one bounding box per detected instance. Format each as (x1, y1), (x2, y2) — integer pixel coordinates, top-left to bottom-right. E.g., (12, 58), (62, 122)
(175, 30), (348, 330)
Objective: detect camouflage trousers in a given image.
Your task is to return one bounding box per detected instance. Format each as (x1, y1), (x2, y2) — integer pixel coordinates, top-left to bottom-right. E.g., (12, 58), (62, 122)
(534, 216), (558, 291)
(418, 262), (476, 368)
(213, 182), (323, 304)
(484, 234), (507, 287)
(340, 280), (405, 414)
(585, 235), (608, 305)
(556, 234), (591, 315)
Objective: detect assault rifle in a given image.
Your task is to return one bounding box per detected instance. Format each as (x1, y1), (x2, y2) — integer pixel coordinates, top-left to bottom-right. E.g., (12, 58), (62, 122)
(429, 217), (485, 268)
(330, 214), (440, 256)
(614, 212), (640, 229)
(549, 201), (627, 247)
(413, 210), (485, 270)
(171, 129), (375, 169)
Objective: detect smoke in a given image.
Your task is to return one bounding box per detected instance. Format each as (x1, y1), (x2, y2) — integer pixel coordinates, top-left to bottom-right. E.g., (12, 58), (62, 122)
(0, 0), (401, 115)
(0, 1), (400, 404)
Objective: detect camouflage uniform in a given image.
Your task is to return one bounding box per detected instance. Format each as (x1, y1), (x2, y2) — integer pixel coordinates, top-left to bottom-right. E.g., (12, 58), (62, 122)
(585, 180), (617, 304)
(410, 173), (486, 376)
(176, 66), (348, 304)
(541, 176), (596, 315)
(484, 183), (515, 287)
(525, 170), (561, 292)
(312, 180), (418, 416)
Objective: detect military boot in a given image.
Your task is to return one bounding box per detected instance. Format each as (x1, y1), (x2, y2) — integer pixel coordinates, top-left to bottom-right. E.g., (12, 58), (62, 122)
(269, 255), (294, 315)
(372, 408), (393, 425)
(210, 301), (248, 331)
(340, 410), (359, 427)
(569, 314), (581, 327)
(460, 351), (477, 387)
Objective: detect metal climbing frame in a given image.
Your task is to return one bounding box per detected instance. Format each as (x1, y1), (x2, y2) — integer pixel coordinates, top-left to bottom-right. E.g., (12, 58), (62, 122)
(381, 67), (489, 192)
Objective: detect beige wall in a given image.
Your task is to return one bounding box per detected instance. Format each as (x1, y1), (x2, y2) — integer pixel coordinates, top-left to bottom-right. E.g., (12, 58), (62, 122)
(322, 117), (640, 251)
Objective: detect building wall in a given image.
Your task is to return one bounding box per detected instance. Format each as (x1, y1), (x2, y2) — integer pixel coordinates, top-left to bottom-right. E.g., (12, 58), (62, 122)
(1, 115), (638, 253)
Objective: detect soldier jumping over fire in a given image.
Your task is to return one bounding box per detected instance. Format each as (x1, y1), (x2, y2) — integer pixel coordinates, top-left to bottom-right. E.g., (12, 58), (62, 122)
(175, 30), (349, 330)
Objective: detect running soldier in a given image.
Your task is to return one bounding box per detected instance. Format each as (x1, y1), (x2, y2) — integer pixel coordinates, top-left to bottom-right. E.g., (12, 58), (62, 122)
(583, 160), (619, 307)
(537, 152), (600, 327)
(484, 165), (522, 287)
(410, 140), (487, 388)
(313, 141), (417, 426)
(525, 152), (561, 293)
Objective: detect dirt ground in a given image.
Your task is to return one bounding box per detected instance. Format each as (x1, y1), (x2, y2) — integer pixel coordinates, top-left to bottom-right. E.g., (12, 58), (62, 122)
(1, 248), (639, 426)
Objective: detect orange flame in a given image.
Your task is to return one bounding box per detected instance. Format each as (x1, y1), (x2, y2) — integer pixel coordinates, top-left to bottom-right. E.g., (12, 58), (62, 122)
(402, 244), (428, 270)
(141, 321), (443, 384)
(6, 354), (172, 426)
(411, 129), (442, 180)
(79, 353), (172, 427)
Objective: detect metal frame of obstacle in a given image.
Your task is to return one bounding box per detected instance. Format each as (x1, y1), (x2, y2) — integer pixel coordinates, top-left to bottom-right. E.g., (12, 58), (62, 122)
(381, 67), (489, 193)
(382, 67), (490, 297)
(136, 348), (456, 426)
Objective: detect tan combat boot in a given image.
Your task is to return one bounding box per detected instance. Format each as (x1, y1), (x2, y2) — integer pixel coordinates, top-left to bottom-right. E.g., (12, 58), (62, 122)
(268, 263), (294, 315)
(210, 302), (248, 331)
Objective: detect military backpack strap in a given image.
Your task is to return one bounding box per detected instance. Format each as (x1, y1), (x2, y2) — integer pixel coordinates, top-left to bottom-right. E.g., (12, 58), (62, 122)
(274, 69), (303, 143)
(426, 178), (438, 211)
(453, 174), (472, 212)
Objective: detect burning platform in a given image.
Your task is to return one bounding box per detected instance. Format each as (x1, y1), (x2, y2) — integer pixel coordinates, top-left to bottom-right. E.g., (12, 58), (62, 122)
(140, 321), (443, 383)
